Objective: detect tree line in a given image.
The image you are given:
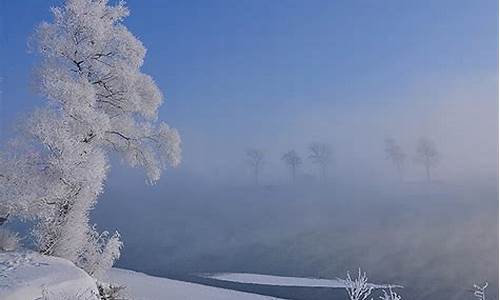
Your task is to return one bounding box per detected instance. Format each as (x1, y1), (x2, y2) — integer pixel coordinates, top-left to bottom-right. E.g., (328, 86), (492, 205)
(246, 142), (332, 185)
(246, 137), (440, 185)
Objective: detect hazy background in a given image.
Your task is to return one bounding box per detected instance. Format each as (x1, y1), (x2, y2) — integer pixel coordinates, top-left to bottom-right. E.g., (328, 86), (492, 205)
(1, 0), (498, 299)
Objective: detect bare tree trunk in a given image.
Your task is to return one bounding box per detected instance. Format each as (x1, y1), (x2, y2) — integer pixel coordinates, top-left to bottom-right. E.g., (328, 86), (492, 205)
(321, 164), (327, 183)
(254, 167), (259, 186)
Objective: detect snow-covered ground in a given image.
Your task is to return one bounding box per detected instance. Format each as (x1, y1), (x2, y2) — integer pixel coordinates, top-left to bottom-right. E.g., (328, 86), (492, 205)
(0, 250), (398, 300)
(204, 272), (392, 289)
(0, 251), (98, 300)
(105, 268), (283, 300)
(0, 251), (283, 300)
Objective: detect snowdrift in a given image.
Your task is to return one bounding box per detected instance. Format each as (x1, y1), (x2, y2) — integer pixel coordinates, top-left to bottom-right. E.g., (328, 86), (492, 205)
(0, 251), (98, 300)
(0, 251), (283, 300)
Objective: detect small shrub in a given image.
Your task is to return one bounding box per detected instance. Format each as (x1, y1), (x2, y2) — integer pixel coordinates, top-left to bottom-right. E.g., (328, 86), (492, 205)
(97, 282), (127, 300)
(472, 282), (488, 300)
(342, 268), (373, 300)
(78, 228), (123, 279)
(379, 286), (402, 300)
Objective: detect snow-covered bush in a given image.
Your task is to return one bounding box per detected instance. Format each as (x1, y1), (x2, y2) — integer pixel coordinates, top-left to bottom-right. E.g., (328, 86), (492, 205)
(97, 282), (127, 300)
(0, 228), (20, 251)
(81, 229), (122, 279)
(342, 268), (373, 300)
(0, 0), (181, 277)
(379, 286), (401, 300)
(472, 282), (488, 300)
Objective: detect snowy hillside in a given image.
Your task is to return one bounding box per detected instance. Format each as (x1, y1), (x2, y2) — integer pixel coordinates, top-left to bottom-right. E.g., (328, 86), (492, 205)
(0, 251), (98, 300)
(0, 251), (283, 300)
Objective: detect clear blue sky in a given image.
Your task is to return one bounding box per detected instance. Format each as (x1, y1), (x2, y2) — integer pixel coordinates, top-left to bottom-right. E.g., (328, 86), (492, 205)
(0, 0), (498, 179)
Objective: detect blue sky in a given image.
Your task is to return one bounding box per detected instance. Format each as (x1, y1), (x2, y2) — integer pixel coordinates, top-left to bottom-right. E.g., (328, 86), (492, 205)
(0, 0), (498, 181)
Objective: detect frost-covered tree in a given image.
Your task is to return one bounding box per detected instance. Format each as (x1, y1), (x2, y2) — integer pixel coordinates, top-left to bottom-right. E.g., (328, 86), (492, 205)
(0, 0), (181, 277)
(281, 150), (302, 183)
(472, 282), (488, 300)
(342, 268), (373, 300)
(415, 137), (439, 182)
(0, 149), (47, 222)
(246, 149), (265, 185)
(384, 138), (406, 180)
(379, 286), (402, 300)
(308, 142), (332, 182)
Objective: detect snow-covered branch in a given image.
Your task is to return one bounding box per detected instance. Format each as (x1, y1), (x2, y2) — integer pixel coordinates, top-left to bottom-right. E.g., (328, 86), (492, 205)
(1, 0), (181, 277)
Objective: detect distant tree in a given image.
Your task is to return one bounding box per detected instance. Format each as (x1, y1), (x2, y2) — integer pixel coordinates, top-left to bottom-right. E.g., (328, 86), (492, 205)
(246, 149), (265, 185)
(308, 142), (332, 182)
(384, 138), (406, 180)
(281, 150), (302, 183)
(415, 137), (439, 182)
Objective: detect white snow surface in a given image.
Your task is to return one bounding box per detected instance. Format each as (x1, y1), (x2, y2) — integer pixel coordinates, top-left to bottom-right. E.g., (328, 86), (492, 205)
(0, 250), (99, 300)
(105, 268), (283, 300)
(0, 251), (283, 300)
(204, 272), (391, 289)
(1, 250), (397, 300)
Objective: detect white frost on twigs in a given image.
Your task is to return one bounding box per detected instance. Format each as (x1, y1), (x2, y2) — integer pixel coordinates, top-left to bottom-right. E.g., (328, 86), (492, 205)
(1, 0), (181, 277)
